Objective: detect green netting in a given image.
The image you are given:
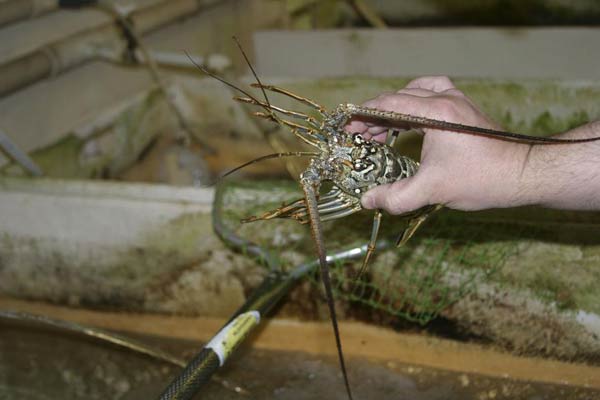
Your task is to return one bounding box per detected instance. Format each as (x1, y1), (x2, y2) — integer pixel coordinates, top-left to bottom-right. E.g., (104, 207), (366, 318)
(323, 229), (517, 325)
(221, 181), (524, 325)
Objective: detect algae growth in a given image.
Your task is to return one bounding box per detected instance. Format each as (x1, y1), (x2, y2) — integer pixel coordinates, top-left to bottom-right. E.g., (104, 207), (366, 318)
(217, 179), (600, 361)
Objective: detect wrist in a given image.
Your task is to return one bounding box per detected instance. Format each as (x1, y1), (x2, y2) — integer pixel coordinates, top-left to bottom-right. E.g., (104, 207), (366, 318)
(510, 144), (546, 207)
(514, 121), (600, 210)
(446, 141), (534, 211)
(492, 142), (536, 208)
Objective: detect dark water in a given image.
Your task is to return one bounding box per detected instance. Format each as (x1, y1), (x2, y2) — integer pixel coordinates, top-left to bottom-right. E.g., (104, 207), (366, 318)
(0, 322), (598, 400)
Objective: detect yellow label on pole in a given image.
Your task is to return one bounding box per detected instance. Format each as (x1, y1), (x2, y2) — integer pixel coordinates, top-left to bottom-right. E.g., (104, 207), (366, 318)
(204, 311), (261, 366)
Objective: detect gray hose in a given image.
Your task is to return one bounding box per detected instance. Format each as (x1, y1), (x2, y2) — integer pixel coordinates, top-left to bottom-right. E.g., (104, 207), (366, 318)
(0, 310), (185, 367)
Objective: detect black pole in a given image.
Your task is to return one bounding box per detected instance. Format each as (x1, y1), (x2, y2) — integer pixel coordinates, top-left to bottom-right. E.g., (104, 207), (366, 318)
(157, 183), (392, 399)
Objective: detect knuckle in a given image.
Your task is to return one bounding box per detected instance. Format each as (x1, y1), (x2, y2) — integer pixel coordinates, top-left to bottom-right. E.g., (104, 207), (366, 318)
(433, 75), (454, 87)
(372, 96), (395, 111)
(432, 96), (461, 120)
(404, 77), (426, 89)
(406, 76), (455, 91)
(444, 88), (467, 98)
(373, 91), (394, 102)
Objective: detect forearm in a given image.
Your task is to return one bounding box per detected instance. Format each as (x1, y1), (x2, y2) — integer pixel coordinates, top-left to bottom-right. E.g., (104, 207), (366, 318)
(515, 121), (600, 210)
(355, 76), (600, 214)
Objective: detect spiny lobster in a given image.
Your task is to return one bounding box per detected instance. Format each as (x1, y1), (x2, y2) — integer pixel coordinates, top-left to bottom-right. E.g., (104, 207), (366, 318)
(190, 46), (600, 400)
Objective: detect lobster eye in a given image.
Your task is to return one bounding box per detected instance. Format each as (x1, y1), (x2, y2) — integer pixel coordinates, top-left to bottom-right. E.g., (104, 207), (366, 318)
(352, 133), (364, 145)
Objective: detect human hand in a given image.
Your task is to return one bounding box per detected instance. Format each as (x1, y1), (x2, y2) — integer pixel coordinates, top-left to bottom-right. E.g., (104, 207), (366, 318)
(346, 76), (530, 214)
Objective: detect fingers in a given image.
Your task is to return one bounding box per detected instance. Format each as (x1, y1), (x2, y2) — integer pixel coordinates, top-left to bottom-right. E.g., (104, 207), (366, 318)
(361, 173), (436, 215)
(347, 93), (448, 140)
(405, 76), (456, 92)
(345, 76), (465, 139)
(345, 119), (367, 134)
(395, 88), (437, 97)
(345, 121), (388, 142)
(366, 92), (457, 123)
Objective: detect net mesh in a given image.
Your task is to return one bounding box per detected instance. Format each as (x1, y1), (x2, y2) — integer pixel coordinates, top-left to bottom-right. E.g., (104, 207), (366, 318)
(222, 181), (522, 325)
(325, 224), (517, 324)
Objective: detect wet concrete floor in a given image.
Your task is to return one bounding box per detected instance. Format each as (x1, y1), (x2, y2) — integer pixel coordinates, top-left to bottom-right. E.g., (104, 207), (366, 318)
(1, 321), (598, 400)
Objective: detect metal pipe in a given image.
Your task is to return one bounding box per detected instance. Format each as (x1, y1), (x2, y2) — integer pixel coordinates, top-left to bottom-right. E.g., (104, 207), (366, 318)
(0, 0), (220, 97)
(0, 127), (43, 176)
(0, 0), (58, 28)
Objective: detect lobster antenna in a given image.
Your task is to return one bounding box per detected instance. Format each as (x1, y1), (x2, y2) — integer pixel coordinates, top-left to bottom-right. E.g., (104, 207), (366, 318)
(217, 151), (318, 181)
(232, 36), (275, 120)
(185, 51), (275, 119)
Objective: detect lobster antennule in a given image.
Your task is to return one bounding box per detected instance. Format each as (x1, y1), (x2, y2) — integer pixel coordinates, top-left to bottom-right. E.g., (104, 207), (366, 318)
(249, 83), (328, 114)
(252, 111), (277, 122)
(232, 36), (276, 118)
(251, 112), (324, 148)
(234, 96), (320, 127)
(184, 51), (280, 124)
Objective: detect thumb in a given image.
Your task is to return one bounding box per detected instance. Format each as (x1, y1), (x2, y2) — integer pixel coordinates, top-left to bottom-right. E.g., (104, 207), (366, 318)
(361, 176), (433, 214)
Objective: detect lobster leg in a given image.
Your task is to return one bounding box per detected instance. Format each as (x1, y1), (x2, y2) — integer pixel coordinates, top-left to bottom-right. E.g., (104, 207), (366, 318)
(319, 205), (362, 221)
(355, 210), (382, 280)
(289, 196), (355, 219)
(241, 199), (306, 223)
(241, 188), (344, 223)
(396, 204), (443, 247)
(315, 187), (343, 202)
(300, 174), (354, 400)
(314, 197), (347, 209)
(289, 197), (362, 223)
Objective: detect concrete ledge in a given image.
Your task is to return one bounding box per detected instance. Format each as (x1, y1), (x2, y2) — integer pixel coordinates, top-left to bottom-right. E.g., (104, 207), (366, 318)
(255, 29), (600, 79)
(2, 296), (599, 389)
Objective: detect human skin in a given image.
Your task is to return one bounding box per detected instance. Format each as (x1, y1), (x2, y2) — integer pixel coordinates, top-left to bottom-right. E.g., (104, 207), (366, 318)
(345, 76), (600, 214)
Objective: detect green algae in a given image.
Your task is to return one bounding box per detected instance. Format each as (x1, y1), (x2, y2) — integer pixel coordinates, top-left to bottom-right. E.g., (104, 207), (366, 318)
(5, 78), (600, 180)
(1, 89), (167, 180)
(220, 179), (600, 318)
(0, 135), (90, 179)
(269, 78), (600, 139)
